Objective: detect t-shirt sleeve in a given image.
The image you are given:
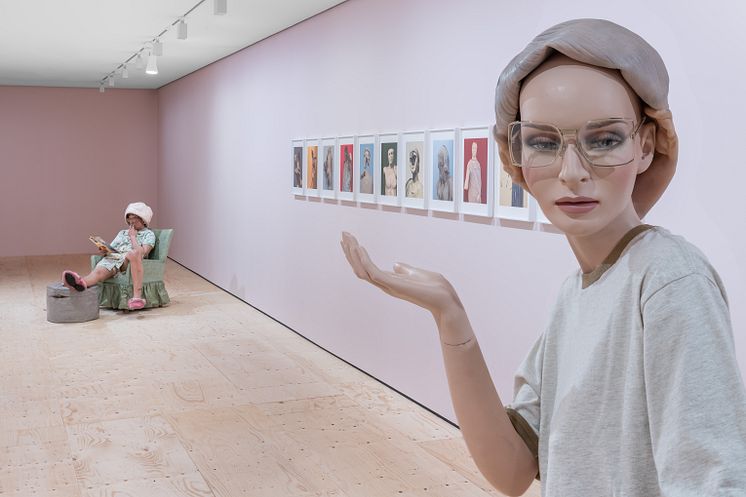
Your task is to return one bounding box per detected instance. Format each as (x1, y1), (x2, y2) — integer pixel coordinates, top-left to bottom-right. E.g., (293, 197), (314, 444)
(642, 273), (746, 495)
(140, 229), (156, 248)
(508, 332), (546, 466)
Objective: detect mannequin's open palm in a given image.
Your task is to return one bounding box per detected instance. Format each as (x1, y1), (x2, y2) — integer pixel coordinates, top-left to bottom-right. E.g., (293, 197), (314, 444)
(340, 232), (463, 317)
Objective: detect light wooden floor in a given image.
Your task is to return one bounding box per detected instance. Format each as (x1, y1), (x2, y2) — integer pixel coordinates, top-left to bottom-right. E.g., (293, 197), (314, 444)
(0, 255), (540, 497)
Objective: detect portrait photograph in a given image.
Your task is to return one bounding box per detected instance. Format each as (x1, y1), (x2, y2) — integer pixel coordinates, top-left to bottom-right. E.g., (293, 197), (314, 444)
(292, 139), (304, 195)
(402, 131), (425, 209)
(378, 133), (399, 206)
(459, 127), (492, 217)
(496, 167), (530, 221)
(338, 137), (354, 201)
(357, 136), (376, 204)
(429, 130), (456, 212)
(306, 143), (319, 194)
(321, 138), (336, 199)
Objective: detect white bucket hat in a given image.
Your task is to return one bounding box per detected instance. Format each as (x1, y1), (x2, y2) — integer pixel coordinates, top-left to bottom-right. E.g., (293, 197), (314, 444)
(124, 202), (153, 226)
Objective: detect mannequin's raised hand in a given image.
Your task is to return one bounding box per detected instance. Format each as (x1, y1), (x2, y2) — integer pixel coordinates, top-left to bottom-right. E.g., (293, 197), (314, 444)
(340, 232), (465, 322)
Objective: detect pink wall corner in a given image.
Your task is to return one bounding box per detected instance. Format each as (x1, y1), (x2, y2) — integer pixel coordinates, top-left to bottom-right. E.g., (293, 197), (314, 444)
(0, 86), (158, 257)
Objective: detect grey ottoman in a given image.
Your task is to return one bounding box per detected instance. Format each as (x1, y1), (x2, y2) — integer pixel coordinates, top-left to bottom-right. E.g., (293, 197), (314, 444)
(46, 283), (100, 323)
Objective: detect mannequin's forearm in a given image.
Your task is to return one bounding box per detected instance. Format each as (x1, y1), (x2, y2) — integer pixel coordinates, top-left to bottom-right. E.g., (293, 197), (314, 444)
(435, 309), (537, 496)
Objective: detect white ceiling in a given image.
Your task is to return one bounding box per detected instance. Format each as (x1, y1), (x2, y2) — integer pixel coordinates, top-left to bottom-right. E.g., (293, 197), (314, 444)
(0, 0), (346, 89)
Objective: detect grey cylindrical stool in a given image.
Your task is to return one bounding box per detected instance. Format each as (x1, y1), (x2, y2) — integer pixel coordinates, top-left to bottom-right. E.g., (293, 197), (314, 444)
(46, 283), (100, 323)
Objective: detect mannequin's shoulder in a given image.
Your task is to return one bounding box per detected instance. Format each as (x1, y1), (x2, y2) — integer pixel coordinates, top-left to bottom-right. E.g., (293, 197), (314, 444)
(629, 226), (722, 294)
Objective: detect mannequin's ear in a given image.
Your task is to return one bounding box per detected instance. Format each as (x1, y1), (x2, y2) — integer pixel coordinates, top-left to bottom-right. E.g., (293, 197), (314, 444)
(637, 121), (656, 175)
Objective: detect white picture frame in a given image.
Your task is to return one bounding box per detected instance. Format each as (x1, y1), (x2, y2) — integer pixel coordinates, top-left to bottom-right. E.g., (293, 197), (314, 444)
(378, 133), (400, 207)
(305, 139), (320, 197)
(337, 136), (354, 201)
(320, 137), (336, 199)
(401, 131), (426, 210)
(291, 139), (305, 196)
(357, 135), (376, 204)
(428, 129), (457, 213)
(495, 160), (530, 221)
(458, 127), (492, 217)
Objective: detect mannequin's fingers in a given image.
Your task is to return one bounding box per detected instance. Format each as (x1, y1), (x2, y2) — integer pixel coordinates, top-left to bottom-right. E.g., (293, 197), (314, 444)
(340, 241), (366, 279)
(340, 238), (370, 281)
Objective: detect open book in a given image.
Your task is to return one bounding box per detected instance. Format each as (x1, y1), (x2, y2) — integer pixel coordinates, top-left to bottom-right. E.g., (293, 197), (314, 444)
(89, 235), (120, 254)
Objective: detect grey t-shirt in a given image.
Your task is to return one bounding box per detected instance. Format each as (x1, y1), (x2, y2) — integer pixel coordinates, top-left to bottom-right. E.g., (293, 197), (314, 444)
(510, 226), (746, 496)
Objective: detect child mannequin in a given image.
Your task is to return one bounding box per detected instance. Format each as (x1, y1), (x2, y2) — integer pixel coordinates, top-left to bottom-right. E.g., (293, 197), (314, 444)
(63, 201), (155, 311)
(341, 19), (746, 497)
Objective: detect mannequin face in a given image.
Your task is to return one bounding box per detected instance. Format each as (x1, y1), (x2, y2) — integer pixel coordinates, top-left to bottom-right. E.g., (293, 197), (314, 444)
(471, 142), (478, 158)
(519, 56), (654, 240)
(126, 214), (145, 230)
(388, 148), (395, 166)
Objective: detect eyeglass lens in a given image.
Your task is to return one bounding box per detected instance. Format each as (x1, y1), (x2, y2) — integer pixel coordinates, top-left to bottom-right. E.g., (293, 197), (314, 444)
(510, 119), (637, 167)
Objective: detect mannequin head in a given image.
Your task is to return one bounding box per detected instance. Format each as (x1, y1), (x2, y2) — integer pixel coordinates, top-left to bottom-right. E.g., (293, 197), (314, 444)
(471, 141), (478, 159)
(494, 19), (677, 218)
(388, 147), (395, 166)
(519, 54), (655, 236)
(126, 214), (146, 230)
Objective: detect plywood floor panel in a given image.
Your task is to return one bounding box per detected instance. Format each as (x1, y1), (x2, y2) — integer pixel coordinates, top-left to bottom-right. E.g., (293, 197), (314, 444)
(0, 255), (540, 497)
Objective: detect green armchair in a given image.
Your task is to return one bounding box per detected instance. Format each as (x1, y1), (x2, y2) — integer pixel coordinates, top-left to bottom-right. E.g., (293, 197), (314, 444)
(91, 228), (173, 310)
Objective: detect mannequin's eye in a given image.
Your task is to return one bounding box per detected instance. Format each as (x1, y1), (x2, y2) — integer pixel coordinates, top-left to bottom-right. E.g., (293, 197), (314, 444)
(583, 131), (624, 151)
(526, 134), (561, 152)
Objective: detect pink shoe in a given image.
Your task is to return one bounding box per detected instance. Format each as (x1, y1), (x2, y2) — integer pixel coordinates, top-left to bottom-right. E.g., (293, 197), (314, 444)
(62, 270), (87, 292)
(127, 297), (146, 310)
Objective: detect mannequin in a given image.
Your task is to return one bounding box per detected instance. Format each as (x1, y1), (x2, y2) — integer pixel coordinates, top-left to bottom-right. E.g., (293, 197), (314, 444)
(341, 19), (746, 497)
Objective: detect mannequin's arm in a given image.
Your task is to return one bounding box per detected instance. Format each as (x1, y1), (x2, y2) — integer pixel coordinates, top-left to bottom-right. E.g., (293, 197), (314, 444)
(340, 232), (538, 496)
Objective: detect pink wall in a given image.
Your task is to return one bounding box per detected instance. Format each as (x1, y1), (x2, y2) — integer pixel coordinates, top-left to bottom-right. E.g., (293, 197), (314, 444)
(0, 87), (158, 257)
(154, 0), (745, 421)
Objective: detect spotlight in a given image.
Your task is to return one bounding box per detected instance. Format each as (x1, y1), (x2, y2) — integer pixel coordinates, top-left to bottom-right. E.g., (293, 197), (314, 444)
(134, 53), (145, 69)
(108, 77), (115, 87)
(153, 39), (163, 56)
(122, 65), (129, 79)
(177, 19), (187, 40)
(99, 83), (105, 93)
(146, 52), (158, 75)
(214, 0), (227, 15)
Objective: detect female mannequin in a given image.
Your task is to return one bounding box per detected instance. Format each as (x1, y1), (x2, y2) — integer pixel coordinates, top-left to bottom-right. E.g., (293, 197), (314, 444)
(341, 19), (746, 497)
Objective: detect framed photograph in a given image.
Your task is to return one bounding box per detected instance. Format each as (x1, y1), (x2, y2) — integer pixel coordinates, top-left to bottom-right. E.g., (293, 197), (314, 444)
(459, 127), (492, 216)
(357, 135), (376, 204)
(428, 129), (456, 212)
(402, 131), (426, 209)
(495, 164), (530, 221)
(320, 137), (336, 199)
(305, 140), (320, 197)
(378, 133), (400, 206)
(292, 139), (304, 195)
(338, 136), (354, 201)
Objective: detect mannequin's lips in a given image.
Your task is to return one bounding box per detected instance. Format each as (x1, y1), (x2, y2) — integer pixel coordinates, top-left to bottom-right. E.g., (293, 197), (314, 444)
(555, 196), (599, 214)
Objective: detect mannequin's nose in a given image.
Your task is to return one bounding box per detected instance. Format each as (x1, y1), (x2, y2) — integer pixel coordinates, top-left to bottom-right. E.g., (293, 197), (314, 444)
(558, 144), (591, 185)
